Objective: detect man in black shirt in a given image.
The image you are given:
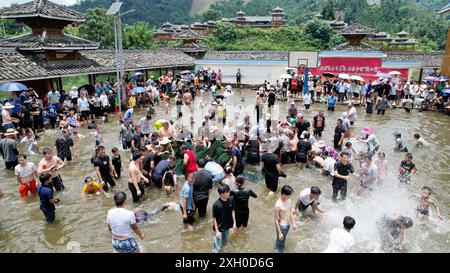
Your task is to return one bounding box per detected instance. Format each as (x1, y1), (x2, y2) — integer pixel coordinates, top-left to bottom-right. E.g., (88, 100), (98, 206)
(226, 141), (245, 176)
(331, 152), (357, 201)
(193, 158), (213, 217)
(131, 126), (143, 152)
(212, 184), (237, 253)
(93, 146), (117, 192)
(231, 175), (257, 229)
(268, 89), (276, 112)
(262, 144), (282, 195)
(334, 119), (345, 151)
(296, 133), (312, 169)
(141, 150), (155, 180)
(295, 114), (310, 140)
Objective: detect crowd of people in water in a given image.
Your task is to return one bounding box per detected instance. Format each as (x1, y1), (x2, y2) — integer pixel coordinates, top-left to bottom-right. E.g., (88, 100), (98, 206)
(0, 68), (447, 253)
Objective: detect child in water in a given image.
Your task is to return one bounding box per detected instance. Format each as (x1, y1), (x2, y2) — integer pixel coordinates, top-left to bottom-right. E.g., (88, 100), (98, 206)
(374, 152), (387, 184)
(398, 153), (416, 184)
(411, 186), (444, 221)
(394, 133), (408, 152)
(82, 176), (108, 196)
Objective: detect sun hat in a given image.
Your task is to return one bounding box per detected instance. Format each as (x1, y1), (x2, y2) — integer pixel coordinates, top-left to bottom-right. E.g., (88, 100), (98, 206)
(159, 137), (172, 145)
(361, 127), (373, 135)
(2, 102), (14, 109)
(4, 128), (18, 136)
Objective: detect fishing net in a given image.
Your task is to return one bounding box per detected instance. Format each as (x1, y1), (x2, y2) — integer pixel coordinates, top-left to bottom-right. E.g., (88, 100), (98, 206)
(174, 140), (231, 175)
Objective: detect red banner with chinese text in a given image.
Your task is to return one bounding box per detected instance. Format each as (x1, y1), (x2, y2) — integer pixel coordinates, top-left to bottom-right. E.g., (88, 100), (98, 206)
(309, 57), (383, 80)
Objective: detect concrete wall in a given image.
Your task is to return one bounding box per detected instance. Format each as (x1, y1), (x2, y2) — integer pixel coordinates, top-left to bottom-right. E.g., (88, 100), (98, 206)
(442, 28), (450, 77)
(194, 60), (288, 86)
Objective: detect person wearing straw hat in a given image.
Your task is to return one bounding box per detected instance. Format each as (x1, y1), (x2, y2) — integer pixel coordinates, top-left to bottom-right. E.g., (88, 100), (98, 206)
(1, 102), (17, 130)
(0, 128), (19, 169)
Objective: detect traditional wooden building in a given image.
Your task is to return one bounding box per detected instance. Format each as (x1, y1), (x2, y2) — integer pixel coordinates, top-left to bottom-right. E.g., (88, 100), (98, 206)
(0, 0), (195, 95)
(230, 7), (287, 29)
(170, 28), (208, 58)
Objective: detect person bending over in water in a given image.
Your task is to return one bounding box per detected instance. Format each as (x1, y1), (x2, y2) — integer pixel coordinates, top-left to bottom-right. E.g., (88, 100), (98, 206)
(394, 133), (408, 153)
(411, 186), (444, 221)
(414, 134), (428, 146)
(377, 214), (413, 252)
(134, 202), (178, 224)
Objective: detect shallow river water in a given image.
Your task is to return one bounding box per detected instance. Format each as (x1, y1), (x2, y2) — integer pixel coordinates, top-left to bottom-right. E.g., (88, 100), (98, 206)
(0, 89), (449, 253)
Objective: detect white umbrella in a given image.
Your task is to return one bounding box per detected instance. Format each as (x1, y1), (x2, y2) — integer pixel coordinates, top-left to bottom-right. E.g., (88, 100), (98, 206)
(280, 73), (292, 79)
(338, 73), (350, 80)
(389, 71), (402, 76)
(350, 75), (364, 82)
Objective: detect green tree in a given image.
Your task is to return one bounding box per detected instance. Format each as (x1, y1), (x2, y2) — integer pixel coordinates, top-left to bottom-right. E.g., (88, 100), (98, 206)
(78, 8), (115, 49)
(322, 0), (336, 20)
(123, 21), (158, 50)
(202, 9), (222, 21)
(303, 19), (333, 49)
(214, 21), (239, 43)
(0, 19), (30, 38)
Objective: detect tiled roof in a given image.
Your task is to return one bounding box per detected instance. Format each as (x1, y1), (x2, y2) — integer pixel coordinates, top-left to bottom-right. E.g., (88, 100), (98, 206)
(202, 51), (289, 61)
(171, 44), (208, 53)
(234, 16), (272, 22)
(0, 0), (85, 22)
(0, 48), (195, 83)
(341, 23), (376, 35)
(0, 33), (99, 50)
(384, 51), (443, 68)
(172, 28), (205, 40)
(0, 48), (47, 82)
(438, 1), (450, 14)
(332, 42), (379, 51)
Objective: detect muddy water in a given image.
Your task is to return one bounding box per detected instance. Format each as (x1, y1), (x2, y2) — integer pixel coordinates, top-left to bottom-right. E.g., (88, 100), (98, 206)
(0, 89), (449, 253)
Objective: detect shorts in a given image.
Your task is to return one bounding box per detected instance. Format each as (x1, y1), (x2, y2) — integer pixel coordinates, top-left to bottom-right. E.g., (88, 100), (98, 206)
(298, 201), (320, 212)
(264, 172), (279, 192)
(71, 98), (78, 105)
(51, 175), (65, 191)
(296, 152), (307, 163)
(19, 179), (38, 198)
(58, 154), (72, 162)
(140, 133), (150, 138)
(388, 95), (397, 101)
(328, 106), (335, 111)
(112, 237), (139, 253)
(236, 210), (249, 228)
(81, 110), (90, 119)
(416, 208), (429, 216)
(5, 160), (18, 170)
(353, 93), (360, 98)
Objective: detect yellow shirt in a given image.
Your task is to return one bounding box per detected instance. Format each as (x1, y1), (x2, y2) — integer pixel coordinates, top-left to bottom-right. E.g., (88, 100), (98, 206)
(128, 96), (136, 108)
(194, 77), (199, 86)
(82, 181), (103, 194)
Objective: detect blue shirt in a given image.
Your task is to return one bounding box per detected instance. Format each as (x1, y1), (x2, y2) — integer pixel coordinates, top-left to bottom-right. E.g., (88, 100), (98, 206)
(328, 96), (337, 107)
(77, 97), (90, 111)
(8, 98), (21, 114)
(180, 182), (193, 210)
(123, 109), (133, 122)
(38, 184), (55, 211)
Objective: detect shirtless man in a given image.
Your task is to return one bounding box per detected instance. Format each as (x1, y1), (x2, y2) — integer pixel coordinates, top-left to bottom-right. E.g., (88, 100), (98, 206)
(128, 151), (149, 203)
(158, 121), (174, 139)
(411, 186), (444, 221)
(37, 148), (65, 191)
(182, 91), (193, 112)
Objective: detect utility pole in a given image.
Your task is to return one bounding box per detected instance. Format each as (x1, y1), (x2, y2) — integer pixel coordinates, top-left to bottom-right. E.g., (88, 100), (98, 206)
(107, 0), (133, 113)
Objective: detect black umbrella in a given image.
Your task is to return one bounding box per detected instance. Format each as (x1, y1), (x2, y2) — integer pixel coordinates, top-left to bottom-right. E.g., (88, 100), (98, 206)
(78, 84), (96, 95)
(322, 72), (335, 77)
